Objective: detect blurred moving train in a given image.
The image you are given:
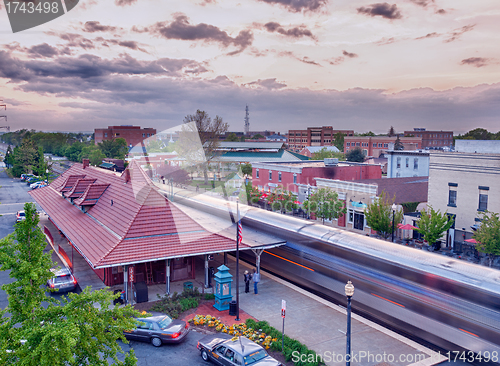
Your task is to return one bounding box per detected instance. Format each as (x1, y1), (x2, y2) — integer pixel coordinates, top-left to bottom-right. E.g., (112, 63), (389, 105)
(173, 191), (500, 356)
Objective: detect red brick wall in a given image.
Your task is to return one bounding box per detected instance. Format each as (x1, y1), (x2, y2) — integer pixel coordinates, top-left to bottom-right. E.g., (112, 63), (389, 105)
(252, 164), (382, 193)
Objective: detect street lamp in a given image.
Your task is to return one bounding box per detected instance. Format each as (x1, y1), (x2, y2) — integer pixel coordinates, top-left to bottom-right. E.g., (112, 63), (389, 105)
(307, 184), (311, 219)
(45, 168), (49, 184)
(391, 203), (397, 243)
(345, 280), (354, 366)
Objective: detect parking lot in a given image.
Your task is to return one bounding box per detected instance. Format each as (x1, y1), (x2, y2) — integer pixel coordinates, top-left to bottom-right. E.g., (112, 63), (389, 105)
(0, 169), (208, 365)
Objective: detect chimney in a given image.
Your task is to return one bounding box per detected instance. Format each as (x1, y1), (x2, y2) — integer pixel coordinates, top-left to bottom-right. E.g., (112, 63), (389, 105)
(82, 159), (90, 169)
(123, 168), (131, 183)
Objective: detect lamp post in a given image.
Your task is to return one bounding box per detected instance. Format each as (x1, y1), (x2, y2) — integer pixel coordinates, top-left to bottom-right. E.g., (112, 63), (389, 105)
(45, 168), (49, 184)
(345, 280), (354, 366)
(391, 203), (397, 243)
(307, 184), (311, 219)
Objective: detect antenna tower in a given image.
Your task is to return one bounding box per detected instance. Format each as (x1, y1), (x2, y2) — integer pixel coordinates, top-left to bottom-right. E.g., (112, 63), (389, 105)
(244, 104), (250, 135)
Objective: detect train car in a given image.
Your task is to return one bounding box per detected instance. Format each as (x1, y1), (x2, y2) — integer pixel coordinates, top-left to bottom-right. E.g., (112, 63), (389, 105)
(173, 191), (500, 355)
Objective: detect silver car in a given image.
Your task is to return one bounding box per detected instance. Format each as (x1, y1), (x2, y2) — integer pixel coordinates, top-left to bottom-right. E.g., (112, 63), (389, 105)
(47, 268), (78, 293)
(197, 334), (282, 366)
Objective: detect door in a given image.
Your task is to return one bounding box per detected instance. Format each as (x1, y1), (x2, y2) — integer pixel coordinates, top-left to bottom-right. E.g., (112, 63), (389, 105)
(212, 345), (228, 366)
(353, 212), (364, 231)
(134, 320), (154, 342)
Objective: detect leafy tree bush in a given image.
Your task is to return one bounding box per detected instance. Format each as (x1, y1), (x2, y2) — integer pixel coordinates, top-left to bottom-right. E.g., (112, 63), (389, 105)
(415, 206), (454, 248)
(473, 211), (500, 267)
(245, 319), (324, 366)
(304, 188), (346, 224)
(150, 288), (206, 318)
(345, 147), (365, 162)
(0, 203), (139, 366)
(364, 191), (403, 239)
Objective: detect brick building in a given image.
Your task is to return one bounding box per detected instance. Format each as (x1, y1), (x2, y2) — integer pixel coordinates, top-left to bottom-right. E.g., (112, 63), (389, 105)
(344, 136), (422, 157)
(404, 128), (453, 149)
(252, 159), (382, 201)
(288, 126), (354, 152)
(94, 125), (157, 147)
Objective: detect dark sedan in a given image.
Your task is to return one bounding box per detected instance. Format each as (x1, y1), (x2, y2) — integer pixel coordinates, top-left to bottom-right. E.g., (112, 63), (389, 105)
(124, 315), (190, 347)
(197, 334), (282, 366)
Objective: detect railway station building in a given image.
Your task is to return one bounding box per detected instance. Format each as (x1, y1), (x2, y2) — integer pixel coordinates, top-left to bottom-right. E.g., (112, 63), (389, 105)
(29, 159), (279, 300)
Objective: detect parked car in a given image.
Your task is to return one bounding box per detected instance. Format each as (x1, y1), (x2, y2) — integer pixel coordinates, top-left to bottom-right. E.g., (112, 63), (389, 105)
(197, 334), (282, 366)
(30, 181), (48, 189)
(16, 211), (26, 222)
(47, 268), (78, 293)
(20, 174), (35, 181)
(26, 177), (40, 185)
(123, 315), (190, 347)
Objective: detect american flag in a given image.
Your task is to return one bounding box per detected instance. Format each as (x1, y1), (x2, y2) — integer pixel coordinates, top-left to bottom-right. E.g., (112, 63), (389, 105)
(237, 219), (243, 245)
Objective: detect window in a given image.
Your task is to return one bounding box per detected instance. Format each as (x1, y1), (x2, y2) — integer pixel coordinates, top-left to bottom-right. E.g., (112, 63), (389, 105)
(348, 209), (354, 223)
(104, 133), (107, 138)
(356, 142), (360, 147)
(448, 190), (457, 207)
(478, 186), (488, 211)
(346, 142), (350, 147)
(396, 157), (401, 168)
(293, 174), (297, 184)
(406, 158), (409, 168)
(378, 143), (383, 147)
(384, 143), (388, 148)
(256, 169), (259, 179)
(278, 172), (282, 182)
(142, 133), (145, 137)
(373, 143), (377, 147)
(413, 158), (418, 170)
(269, 171), (272, 180)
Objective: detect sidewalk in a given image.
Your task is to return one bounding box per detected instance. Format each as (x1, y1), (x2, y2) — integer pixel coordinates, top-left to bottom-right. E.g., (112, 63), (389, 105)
(193, 256), (446, 366)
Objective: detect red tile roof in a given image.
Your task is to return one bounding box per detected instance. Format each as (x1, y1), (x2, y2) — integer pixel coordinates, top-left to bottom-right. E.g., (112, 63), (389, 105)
(59, 175), (86, 192)
(64, 178), (96, 198)
(30, 161), (244, 268)
(73, 183), (110, 206)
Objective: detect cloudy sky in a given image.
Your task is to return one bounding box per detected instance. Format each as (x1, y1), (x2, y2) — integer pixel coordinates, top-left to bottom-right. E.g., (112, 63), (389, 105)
(0, 0), (499, 134)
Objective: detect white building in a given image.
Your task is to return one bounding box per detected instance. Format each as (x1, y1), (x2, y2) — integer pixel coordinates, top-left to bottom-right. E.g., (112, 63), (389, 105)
(428, 152), (500, 248)
(386, 150), (429, 178)
(455, 140), (500, 154)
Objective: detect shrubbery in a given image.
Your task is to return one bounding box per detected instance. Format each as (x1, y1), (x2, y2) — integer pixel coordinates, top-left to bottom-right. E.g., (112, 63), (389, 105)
(150, 288), (208, 318)
(245, 319), (324, 366)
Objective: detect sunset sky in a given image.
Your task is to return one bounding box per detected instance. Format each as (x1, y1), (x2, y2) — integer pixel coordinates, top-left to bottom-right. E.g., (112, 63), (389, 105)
(0, 0), (499, 134)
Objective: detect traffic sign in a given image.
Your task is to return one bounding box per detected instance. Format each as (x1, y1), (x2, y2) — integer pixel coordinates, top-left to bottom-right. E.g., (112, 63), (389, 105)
(281, 299), (286, 318)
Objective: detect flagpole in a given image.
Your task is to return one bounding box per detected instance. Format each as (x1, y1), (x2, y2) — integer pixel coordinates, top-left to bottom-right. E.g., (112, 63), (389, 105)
(236, 198), (241, 321)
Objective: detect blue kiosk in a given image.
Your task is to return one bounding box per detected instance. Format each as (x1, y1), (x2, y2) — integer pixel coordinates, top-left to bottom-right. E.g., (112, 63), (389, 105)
(213, 264), (233, 311)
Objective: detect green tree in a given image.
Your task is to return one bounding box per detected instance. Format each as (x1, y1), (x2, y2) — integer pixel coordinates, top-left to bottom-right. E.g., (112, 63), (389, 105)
(364, 191), (403, 239)
(333, 131), (345, 152)
(473, 211), (500, 267)
(4, 145), (13, 168)
(307, 188), (346, 224)
(251, 134), (264, 139)
(179, 110), (228, 185)
(239, 136), (246, 142)
(415, 206), (454, 248)
(311, 147), (344, 161)
(455, 128), (493, 140)
(79, 145), (106, 166)
(359, 131), (375, 137)
(240, 163), (252, 177)
(0, 203), (139, 366)
(388, 126), (396, 137)
(345, 147), (365, 162)
(225, 133), (239, 142)
(394, 136), (404, 150)
(65, 141), (85, 162)
(98, 138), (128, 160)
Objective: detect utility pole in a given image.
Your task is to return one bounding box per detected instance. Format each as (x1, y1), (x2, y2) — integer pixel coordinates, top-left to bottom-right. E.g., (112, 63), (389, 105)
(244, 105), (250, 136)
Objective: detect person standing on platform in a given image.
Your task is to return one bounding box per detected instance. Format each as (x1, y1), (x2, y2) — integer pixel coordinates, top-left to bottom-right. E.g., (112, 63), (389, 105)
(244, 270), (252, 293)
(253, 268), (260, 294)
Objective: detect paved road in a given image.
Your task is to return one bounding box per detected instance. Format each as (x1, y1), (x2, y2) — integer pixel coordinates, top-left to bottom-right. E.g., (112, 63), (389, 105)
(0, 168), (205, 365)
